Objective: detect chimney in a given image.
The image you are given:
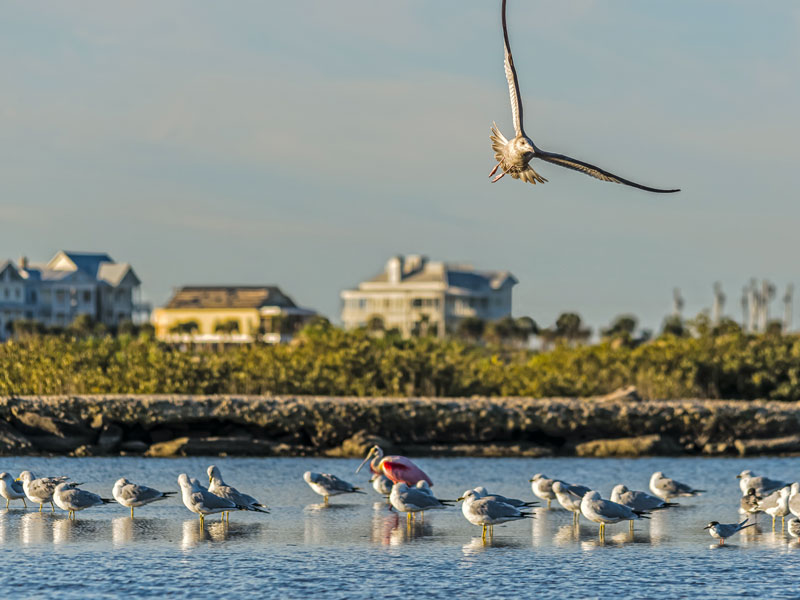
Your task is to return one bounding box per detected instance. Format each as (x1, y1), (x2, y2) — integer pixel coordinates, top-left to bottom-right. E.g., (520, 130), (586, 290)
(18, 256), (28, 270)
(387, 256), (404, 284)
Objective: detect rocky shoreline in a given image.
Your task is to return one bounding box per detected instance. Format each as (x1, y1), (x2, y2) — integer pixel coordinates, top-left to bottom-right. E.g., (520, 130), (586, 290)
(1, 388), (799, 458)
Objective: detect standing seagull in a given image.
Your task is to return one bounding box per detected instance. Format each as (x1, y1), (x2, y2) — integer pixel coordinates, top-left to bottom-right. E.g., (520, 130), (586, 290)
(303, 472), (365, 505)
(649, 471), (704, 501)
(53, 482), (114, 520)
(208, 465), (269, 521)
(489, 0), (679, 193)
(112, 478), (176, 519)
(0, 472), (27, 509)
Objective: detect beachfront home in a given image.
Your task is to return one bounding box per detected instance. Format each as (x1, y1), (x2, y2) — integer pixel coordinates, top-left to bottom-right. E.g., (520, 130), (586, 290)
(0, 251), (143, 338)
(340, 255), (517, 338)
(152, 285), (317, 344)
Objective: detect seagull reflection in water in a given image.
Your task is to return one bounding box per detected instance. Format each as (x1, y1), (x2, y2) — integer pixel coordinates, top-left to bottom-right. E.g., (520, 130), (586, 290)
(112, 516), (165, 546)
(461, 536), (524, 556)
(52, 516), (104, 545)
(20, 511), (55, 545)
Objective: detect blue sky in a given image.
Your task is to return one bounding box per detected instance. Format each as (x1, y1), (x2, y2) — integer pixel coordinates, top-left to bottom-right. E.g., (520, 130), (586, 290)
(2, 1), (799, 333)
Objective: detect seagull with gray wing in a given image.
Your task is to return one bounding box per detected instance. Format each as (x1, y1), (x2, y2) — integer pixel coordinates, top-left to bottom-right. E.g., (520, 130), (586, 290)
(489, 0), (679, 194)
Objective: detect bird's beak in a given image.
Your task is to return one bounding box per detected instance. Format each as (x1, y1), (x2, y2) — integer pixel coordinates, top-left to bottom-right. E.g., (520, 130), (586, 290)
(14, 478), (20, 482)
(73, 482), (85, 486)
(355, 450), (373, 474)
(456, 496), (464, 502)
(528, 478), (534, 482)
(209, 475), (213, 484)
(735, 474), (742, 479)
(703, 525), (711, 530)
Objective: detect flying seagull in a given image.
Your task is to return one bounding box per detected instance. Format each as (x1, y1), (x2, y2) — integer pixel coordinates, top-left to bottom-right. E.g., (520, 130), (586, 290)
(489, 0), (679, 193)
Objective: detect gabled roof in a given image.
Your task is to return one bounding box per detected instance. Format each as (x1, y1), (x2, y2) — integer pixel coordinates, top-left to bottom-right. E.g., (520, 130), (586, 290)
(165, 286), (297, 310)
(362, 257), (516, 292)
(0, 260), (22, 281)
(98, 263), (140, 287)
(48, 251), (114, 277)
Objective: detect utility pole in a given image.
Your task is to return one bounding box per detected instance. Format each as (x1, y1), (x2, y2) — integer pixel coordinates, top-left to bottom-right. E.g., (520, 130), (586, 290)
(711, 282), (725, 326)
(784, 284), (794, 333)
(672, 288), (684, 317)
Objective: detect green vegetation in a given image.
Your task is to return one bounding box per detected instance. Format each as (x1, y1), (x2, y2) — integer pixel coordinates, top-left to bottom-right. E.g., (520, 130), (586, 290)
(2, 316), (800, 400)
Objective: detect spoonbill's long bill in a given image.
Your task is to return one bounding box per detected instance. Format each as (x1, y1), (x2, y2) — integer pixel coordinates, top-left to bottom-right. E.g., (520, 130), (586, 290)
(356, 445), (433, 486)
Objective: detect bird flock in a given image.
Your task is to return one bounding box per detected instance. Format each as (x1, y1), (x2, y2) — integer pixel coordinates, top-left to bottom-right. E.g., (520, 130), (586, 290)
(2, 453), (799, 548)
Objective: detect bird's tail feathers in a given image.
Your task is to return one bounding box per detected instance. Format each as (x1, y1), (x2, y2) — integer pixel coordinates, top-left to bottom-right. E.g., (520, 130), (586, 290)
(518, 166), (548, 185)
(101, 498), (115, 504)
(738, 519), (755, 530)
(633, 510), (650, 519)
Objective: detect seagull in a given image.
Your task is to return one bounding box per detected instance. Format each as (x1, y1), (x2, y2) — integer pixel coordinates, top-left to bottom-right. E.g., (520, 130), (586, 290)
(649, 471), (704, 501)
(529, 473), (565, 508)
(740, 488), (763, 516)
(703, 519), (754, 546)
(370, 473), (394, 497)
(788, 482), (800, 518)
(389, 482), (451, 522)
(757, 486), (791, 531)
(736, 470), (790, 497)
(414, 480), (457, 504)
(112, 478), (176, 518)
(552, 481), (591, 524)
(177, 473), (242, 527)
(208, 465), (269, 521)
(489, 0), (679, 193)
(473, 486), (538, 508)
(53, 482), (114, 520)
(788, 517), (800, 541)
(611, 484), (678, 512)
(459, 489), (533, 540)
(0, 472), (28, 509)
(303, 471), (365, 505)
(580, 490), (649, 536)
(16, 471), (69, 513)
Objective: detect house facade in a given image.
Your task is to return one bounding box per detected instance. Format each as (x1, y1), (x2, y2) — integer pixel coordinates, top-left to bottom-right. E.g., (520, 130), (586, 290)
(152, 285), (317, 344)
(340, 255), (517, 338)
(0, 251), (142, 338)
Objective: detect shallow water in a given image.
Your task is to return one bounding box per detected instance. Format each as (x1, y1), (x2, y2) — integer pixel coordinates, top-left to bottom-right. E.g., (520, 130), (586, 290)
(0, 456), (799, 599)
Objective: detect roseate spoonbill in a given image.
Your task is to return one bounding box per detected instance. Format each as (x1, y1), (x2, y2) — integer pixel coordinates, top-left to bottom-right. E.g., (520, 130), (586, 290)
(303, 471), (364, 505)
(208, 465), (269, 521)
(0, 472), (27, 508)
(704, 519), (754, 546)
(489, 0), (679, 193)
(757, 486), (791, 530)
(458, 489), (533, 540)
(736, 470), (790, 496)
(473, 486), (537, 508)
(53, 482), (114, 520)
(580, 490), (649, 537)
(112, 478), (176, 518)
(178, 473), (243, 526)
(529, 473), (565, 508)
(356, 445), (432, 486)
(551, 482), (591, 524)
(389, 482), (450, 523)
(649, 472), (704, 501)
(17, 471), (69, 513)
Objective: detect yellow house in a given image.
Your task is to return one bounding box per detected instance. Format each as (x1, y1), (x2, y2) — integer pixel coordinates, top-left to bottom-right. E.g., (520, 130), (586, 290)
(152, 286), (316, 344)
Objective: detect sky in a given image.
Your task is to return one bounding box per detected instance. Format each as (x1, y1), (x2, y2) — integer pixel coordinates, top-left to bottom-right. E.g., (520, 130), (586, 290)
(2, 1), (799, 334)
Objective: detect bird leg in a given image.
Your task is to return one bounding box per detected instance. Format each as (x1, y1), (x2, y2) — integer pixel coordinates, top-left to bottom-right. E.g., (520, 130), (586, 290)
(719, 538), (724, 546)
(546, 499), (551, 509)
(220, 513), (225, 522)
(629, 520), (634, 534)
(22, 498), (27, 509)
(772, 516), (776, 531)
(491, 171), (506, 183)
(38, 503), (43, 513)
(324, 496), (329, 506)
(130, 506), (134, 519)
(481, 525), (486, 541)
(489, 163), (500, 177)
(4, 499), (7, 509)
(50, 501), (55, 513)
(226, 511), (230, 523)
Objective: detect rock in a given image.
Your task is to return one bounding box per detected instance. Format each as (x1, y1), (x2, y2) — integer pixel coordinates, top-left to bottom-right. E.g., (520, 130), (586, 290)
(575, 434), (683, 457)
(734, 435), (800, 456)
(149, 428), (175, 443)
(401, 442), (553, 458)
(13, 412), (94, 452)
(120, 440), (149, 454)
(592, 386), (642, 403)
(71, 445), (102, 457)
(97, 424), (123, 452)
(325, 431), (399, 458)
(0, 421), (33, 454)
(145, 437), (190, 458)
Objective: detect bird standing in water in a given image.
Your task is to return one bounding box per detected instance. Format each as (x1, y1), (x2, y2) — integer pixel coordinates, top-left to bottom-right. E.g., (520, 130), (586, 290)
(489, 0), (679, 194)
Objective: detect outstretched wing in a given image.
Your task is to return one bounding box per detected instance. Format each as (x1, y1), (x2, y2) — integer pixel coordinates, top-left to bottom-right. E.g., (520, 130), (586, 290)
(502, 0), (524, 137)
(535, 150), (680, 193)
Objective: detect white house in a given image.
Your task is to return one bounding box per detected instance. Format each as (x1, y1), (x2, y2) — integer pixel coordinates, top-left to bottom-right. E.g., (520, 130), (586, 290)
(340, 255), (517, 338)
(0, 251), (143, 338)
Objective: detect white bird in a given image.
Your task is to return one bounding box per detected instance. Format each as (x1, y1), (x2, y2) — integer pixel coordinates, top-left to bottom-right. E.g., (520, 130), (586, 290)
(0, 472), (27, 509)
(389, 483), (451, 522)
(177, 473), (241, 527)
(611, 484), (678, 512)
(580, 490), (649, 536)
(112, 478), (176, 518)
(53, 482), (113, 520)
(459, 489), (533, 540)
(370, 473), (393, 497)
(552, 481), (591, 524)
(757, 486), (791, 530)
(473, 486), (537, 508)
(208, 465), (269, 521)
(649, 471), (704, 501)
(303, 471), (364, 505)
(788, 482), (800, 518)
(703, 519), (754, 546)
(17, 471), (69, 513)
(489, 0), (679, 194)
(739, 488), (763, 516)
(736, 470), (790, 497)
(529, 473), (564, 508)
(788, 517), (800, 541)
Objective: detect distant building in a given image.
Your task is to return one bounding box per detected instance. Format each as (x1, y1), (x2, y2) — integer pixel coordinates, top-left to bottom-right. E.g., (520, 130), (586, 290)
(152, 285), (317, 344)
(340, 255), (517, 338)
(0, 251), (143, 338)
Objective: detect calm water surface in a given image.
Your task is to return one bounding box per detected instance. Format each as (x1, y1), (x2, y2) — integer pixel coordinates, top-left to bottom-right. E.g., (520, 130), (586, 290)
(0, 456), (799, 599)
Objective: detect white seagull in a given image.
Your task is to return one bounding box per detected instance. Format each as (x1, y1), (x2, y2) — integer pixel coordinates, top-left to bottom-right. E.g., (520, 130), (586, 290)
(16, 471), (69, 513)
(736, 470), (790, 497)
(303, 471), (365, 505)
(490, 0), (679, 194)
(112, 478), (176, 519)
(0, 472), (28, 509)
(53, 482), (114, 520)
(208, 465), (269, 521)
(580, 490), (649, 536)
(649, 471), (704, 501)
(703, 519), (754, 546)
(459, 489), (533, 540)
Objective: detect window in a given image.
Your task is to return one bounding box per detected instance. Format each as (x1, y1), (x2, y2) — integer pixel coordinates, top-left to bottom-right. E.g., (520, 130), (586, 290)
(31, 291), (37, 304)
(83, 291), (91, 303)
(3, 289), (8, 299)
(14, 288), (20, 299)
(358, 299), (366, 310)
(55, 290), (66, 303)
(411, 298), (423, 307)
